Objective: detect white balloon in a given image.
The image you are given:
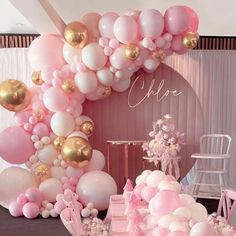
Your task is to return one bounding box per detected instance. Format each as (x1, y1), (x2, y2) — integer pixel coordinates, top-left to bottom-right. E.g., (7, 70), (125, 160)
(63, 42), (81, 64)
(38, 144), (58, 165)
(112, 77), (131, 92)
(85, 91), (102, 101)
(39, 178), (63, 202)
(66, 166), (84, 179)
(135, 175), (143, 185)
(84, 150), (105, 172)
(173, 207), (191, 219)
(68, 131), (88, 140)
(190, 222), (214, 236)
(169, 220), (189, 232)
(143, 59), (160, 72)
(158, 214), (180, 228)
(75, 71), (98, 94)
(81, 43), (107, 70)
(179, 194), (195, 206)
(158, 180), (181, 192)
(141, 170), (152, 183)
(50, 166), (66, 180)
(0, 167), (37, 208)
(146, 170), (166, 187)
(50, 112), (75, 136)
(76, 171), (117, 210)
(188, 202), (208, 222)
(96, 68), (114, 86)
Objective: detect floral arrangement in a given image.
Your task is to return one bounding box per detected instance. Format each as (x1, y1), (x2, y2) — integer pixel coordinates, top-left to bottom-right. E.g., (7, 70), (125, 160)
(142, 114), (185, 178)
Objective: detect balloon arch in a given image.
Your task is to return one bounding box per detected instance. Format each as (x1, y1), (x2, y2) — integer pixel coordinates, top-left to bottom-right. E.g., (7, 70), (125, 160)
(0, 6), (199, 221)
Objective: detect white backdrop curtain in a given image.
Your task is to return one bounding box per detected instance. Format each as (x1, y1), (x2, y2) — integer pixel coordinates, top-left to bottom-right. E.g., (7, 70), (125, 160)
(0, 48), (235, 189)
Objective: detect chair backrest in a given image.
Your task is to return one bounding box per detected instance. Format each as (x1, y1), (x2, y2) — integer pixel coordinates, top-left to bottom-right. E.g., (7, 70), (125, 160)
(200, 134), (231, 154)
(217, 189), (236, 223)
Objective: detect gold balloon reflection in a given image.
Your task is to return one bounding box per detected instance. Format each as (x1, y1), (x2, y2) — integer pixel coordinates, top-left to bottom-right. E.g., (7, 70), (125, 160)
(182, 32), (199, 49)
(125, 44), (140, 60)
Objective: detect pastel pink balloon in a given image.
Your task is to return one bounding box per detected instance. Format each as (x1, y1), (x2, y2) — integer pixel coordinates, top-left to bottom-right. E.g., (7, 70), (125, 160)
(54, 200), (66, 214)
(99, 12), (119, 39)
(110, 46), (132, 69)
(168, 231), (188, 236)
(66, 166), (84, 179)
(14, 110), (32, 126)
(112, 78), (131, 92)
(43, 114), (52, 129)
(84, 150), (105, 172)
(141, 186), (158, 202)
(22, 202), (40, 219)
(138, 9), (164, 39)
(133, 183), (146, 199)
(9, 201), (23, 217)
(0, 126), (35, 164)
(41, 66), (56, 84)
(32, 123), (49, 138)
(149, 190), (181, 217)
(184, 6), (199, 32)
(0, 167), (37, 208)
(43, 87), (69, 112)
(171, 36), (188, 54)
(81, 13), (101, 42)
(164, 6), (189, 35)
(25, 187), (42, 203)
(190, 222), (214, 236)
(17, 193), (28, 205)
(152, 227), (169, 236)
(28, 34), (66, 70)
(113, 15), (138, 43)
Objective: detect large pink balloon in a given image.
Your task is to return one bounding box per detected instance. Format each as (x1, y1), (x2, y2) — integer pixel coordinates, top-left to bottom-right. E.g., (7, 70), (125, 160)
(138, 9), (164, 39)
(113, 15), (138, 43)
(99, 12), (119, 39)
(28, 34), (66, 70)
(76, 171), (117, 210)
(0, 126), (35, 164)
(184, 6), (199, 32)
(164, 6), (189, 35)
(149, 190), (181, 217)
(0, 167), (37, 208)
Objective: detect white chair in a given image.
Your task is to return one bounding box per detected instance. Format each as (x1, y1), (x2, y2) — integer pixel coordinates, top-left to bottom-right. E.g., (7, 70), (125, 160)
(191, 134), (231, 199)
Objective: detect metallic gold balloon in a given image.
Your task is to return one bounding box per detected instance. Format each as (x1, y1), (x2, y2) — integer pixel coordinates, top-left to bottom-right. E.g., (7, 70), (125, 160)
(125, 44), (140, 60)
(152, 49), (166, 61)
(61, 137), (92, 168)
(61, 80), (75, 93)
(31, 71), (44, 85)
(182, 32), (199, 49)
(97, 85), (111, 99)
(64, 21), (88, 48)
(31, 163), (50, 182)
(80, 121), (94, 136)
(53, 136), (66, 150)
(0, 79), (31, 112)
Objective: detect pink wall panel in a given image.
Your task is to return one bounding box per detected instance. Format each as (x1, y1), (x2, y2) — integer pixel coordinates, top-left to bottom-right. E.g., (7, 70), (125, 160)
(83, 64), (203, 192)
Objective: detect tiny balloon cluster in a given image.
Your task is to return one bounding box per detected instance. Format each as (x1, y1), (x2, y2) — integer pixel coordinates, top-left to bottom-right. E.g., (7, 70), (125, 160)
(0, 6), (198, 221)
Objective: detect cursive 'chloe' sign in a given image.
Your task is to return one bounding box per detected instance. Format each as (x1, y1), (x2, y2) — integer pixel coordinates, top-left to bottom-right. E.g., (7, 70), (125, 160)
(128, 74), (182, 108)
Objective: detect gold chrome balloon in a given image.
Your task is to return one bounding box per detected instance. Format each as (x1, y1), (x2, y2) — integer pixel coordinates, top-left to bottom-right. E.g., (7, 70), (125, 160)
(125, 44), (140, 60)
(80, 121), (94, 136)
(53, 136), (66, 150)
(182, 32), (199, 49)
(61, 136), (92, 168)
(31, 163), (50, 182)
(64, 21), (88, 48)
(61, 80), (75, 93)
(152, 49), (166, 61)
(0, 79), (31, 112)
(97, 85), (111, 99)
(31, 71), (44, 85)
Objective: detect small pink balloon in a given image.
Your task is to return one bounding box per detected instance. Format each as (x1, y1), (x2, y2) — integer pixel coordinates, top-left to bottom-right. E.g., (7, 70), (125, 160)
(171, 36), (188, 54)
(9, 201), (23, 217)
(113, 15), (138, 43)
(184, 6), (199, 32)
(28, 35), (66, 70)
(22, 202), (40, 219)
(99, 12), (119, 39)
(17, 193), (28, 205)
(133, 183), (146, 199)
(25, 187), (42, 203)
(0, 126), (35, 164)
(141, 186), (158, 202)
(54, 200), (66, 214)
(32, 123), (49, 138)
(168, 231), (188, 236)
(14, 110), (32, 126)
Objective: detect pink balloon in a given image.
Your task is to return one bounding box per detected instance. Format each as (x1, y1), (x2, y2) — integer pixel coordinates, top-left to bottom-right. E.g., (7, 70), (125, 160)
(81, 13), (101, 42)
(164, 6), (189, 35)
(32, 122), (49, 138)
(110, 46), (132, 69)
(0, 126), (35, 164)
(84, 150), (105, 172)
(113, 15), (138, 43)
(149, 190), (181, 217)
(171, 36), (188, 54)
(138, 9), (164, 39)
(25, 187), (42, 203)
(14, 110), (32, 126)
(54, 200), (66, 214)
(133, 183), (146, 199)
(22, 202), (40, 219)
(190, 222), (214, 236)
(43, 87), (69, 112)
(153, 227), (169, 236)
(9, 201), (23, 217)
(99, 12), (119, 39)
(141, 186), (158, 202)
(28, 34), (66, 70)
(184, 6), (199, 32)
(168, 231), (188, 236)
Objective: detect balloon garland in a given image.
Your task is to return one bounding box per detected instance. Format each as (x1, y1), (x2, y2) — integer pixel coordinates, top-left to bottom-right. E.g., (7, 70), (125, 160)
(0, 6), (199, 220)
